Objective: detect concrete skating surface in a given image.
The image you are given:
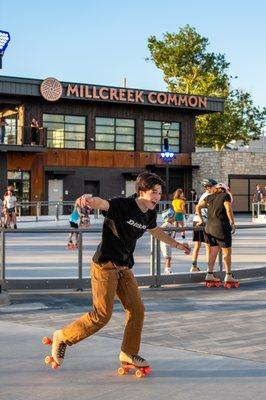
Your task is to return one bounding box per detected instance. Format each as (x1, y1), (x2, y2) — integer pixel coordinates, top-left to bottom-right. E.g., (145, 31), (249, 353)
(2, 278), (266, 399)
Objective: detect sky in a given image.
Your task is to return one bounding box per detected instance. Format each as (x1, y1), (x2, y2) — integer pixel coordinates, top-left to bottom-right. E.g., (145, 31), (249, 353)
(0, 0), (265, 108)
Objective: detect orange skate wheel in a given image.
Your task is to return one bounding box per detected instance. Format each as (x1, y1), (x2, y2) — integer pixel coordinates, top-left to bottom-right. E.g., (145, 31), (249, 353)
(144, 366), (151, 375)
(205, 281), (212, 288)
(52, 362), (59, 369)
(117, 367), (126, 375)
(44, 355), (53, 365)
(135, 369), (143, 378)
(42, 336), (52, 345)
(224, 282), (231, 289)
(234, 282), (240, 288)
(215, 281), (222, 287)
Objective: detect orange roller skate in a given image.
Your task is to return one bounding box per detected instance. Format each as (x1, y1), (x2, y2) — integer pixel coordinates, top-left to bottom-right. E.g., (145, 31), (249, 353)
(117, 351), (151, 378)
(224, 273), (240, 288)
(205, 271), (222, 288)
(42, 330), (67, 369)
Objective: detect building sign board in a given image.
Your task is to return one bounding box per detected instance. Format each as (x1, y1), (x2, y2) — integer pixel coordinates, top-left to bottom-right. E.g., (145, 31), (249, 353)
(40, 77), (208, 109)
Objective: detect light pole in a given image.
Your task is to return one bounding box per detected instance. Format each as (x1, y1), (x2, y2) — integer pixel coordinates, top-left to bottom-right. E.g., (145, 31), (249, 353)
(161, 122), (175, 201)
(0, 30), (11, 69)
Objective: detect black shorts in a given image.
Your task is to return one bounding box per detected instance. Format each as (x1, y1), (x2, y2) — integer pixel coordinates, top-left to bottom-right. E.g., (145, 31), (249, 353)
(192, 222), (206, 242)
(70, 221), (78, 229)
(204, 232), (232, 248)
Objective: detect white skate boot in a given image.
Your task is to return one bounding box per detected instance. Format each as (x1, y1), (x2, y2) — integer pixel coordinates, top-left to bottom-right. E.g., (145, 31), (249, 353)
(190, 265), (200, 272)
(164, 267), (172, 275)
(224, 273), (240, 288)
(51, 329), (67, 366)
(118, 351), (151, 378)
(42, 329), (67, 369)
(205, 271), (221, 288)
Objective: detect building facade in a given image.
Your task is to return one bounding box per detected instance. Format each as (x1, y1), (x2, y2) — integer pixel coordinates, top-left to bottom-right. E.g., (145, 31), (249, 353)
(0, 75), (224, 211)
(192, 150), (266, 212)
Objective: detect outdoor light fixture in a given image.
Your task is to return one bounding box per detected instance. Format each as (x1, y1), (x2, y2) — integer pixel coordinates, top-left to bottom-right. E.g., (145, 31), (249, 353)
(160, 151), (175, 160)
(0, 30), (11, 69)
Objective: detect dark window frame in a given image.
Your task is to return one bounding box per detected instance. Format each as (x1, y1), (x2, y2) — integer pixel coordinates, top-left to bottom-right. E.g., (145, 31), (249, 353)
(95, 116), (135, 151)
(43, 113), (86, 149)
(143, 120), (181, 152)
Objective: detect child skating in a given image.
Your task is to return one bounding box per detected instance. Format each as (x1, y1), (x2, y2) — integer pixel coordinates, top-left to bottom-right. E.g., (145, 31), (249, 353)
(160, 208), (176, 274)
(67, 203), (81, 249)
(43, 172), (191, 375)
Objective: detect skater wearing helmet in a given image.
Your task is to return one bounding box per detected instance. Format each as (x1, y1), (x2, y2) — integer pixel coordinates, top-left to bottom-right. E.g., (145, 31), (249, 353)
(45, 172), (190, 372)
(190, 178), (217, 272)
(160, 208), (176, 274)
(196, 182), (239, 288)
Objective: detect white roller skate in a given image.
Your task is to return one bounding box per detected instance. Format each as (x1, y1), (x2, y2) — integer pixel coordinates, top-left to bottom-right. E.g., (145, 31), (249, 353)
(43, 329), (67, 369)
(224, 273), (240, 288)
(164, 267), (172, 275)
(190, 265), (201, 272)
(118, 351), (151, 378)
(205, 271), (221, 288)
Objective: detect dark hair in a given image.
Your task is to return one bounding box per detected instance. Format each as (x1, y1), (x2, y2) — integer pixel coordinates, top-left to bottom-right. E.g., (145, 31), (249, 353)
(135, 172), (165, 195)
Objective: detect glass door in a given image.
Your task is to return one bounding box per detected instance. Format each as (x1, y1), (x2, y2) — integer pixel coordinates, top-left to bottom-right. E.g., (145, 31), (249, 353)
(7, 171), (31, 215)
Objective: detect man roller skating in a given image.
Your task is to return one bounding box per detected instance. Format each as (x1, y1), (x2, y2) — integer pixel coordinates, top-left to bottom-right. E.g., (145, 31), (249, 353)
(43, 173), (191, 375)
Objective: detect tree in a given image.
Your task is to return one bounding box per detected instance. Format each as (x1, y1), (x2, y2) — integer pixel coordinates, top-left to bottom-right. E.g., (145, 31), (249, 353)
(147, 25), (230, 96)
(147, 25), (266, 150)
(196, 90), (266, 150)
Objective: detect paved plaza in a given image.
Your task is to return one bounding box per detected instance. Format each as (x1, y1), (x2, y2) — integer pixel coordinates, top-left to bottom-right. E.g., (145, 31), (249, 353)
(1, 278), (266, 400)
(1, 214), (266, 399)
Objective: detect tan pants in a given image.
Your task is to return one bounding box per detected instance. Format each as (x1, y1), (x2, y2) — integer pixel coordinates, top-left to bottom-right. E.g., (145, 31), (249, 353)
(61, 261), (145, 355)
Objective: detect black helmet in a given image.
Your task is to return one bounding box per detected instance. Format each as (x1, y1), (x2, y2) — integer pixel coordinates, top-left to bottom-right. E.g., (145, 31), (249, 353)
(201, 178), (217, 187)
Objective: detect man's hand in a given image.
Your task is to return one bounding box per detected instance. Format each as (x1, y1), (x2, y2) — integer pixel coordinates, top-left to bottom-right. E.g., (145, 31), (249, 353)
(176, 242), (191, 255)
(196, 219), (204, 226)
(76, 194), (93, 208)
(231, 223), (236, 234)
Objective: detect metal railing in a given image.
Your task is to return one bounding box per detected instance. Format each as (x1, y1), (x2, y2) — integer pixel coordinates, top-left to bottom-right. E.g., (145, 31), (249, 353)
(1, 224), (266, 291)
(0, 125), (47, 146)
(16, 200), (195, 219)
(252, 201), (266, 222)
(16, 201), (101, 220)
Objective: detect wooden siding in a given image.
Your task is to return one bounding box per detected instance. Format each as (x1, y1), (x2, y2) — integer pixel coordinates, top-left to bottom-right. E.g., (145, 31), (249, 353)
(7, 150), (191, 201)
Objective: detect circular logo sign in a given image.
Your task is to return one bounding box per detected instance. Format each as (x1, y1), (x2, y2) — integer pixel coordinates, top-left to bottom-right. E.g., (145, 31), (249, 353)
(40, 77), (63, 102)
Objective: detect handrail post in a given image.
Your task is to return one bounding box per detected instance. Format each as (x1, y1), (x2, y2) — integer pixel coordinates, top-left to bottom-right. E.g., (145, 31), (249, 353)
(77, 231), (83, 290)
(218, 249), (223, 272)
(36, 201), (41, 222)
(55, 203), (59, 221)
(149, 235), (155, 277)
(155, 238), (161, 287)
(0, 230), (6, 285)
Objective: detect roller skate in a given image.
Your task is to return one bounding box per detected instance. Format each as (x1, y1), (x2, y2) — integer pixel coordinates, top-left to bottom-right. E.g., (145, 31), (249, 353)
(117, 351), (151, 378)
(67, 240), (75, 250)
(190, 265), (201, 272)
(224, 273), (240, 288)
(205, 271), (222, 288)
(42, 329), (67, 369)
(164, 267), (172, 275)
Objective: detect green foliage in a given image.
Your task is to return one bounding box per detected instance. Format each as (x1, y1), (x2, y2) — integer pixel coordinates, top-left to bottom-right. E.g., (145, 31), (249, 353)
(196, 90), (266, 150)
(147, 25), (266, 150)
(147, 25), (230, 96)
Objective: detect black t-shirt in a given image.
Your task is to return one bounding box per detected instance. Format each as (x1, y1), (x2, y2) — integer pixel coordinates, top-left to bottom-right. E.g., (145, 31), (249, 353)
(204, 192), (231, 240)
(93, 194), (157, 267)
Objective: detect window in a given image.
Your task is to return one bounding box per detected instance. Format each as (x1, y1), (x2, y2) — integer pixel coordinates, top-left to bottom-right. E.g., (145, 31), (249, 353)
(43, 114), (86, 149)
(95, 117), (135, 150)
(144, 120), (180, 152)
